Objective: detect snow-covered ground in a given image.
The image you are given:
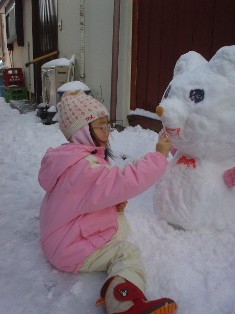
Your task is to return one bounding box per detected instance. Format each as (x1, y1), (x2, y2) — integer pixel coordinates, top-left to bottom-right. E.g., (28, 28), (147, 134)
(0, 98), (235, 314)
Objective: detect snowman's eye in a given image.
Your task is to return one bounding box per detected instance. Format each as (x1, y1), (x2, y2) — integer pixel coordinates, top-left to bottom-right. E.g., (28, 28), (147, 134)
(189, 89), (204, 103)
(164, 85), (171, 98)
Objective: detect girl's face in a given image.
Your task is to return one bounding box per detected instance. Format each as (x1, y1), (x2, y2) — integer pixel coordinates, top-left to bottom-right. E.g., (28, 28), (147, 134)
(90, 116), (111, 147)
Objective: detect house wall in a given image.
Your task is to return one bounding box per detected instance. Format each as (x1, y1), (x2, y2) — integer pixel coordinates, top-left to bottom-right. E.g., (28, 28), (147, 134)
(0, 7), (11, 67)
(118, 1), (132, 125)
(1, 0), (34, 94)
(11, 42), (23, 68)
(22, 0), (34, 95)
(1, 0), (132, 124)
(2, 34), (24, 71)
(58, 0), (132, 126)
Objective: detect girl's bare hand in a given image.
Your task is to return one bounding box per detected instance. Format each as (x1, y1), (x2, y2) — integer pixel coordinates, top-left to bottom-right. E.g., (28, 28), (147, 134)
(156, 134), (171, 157)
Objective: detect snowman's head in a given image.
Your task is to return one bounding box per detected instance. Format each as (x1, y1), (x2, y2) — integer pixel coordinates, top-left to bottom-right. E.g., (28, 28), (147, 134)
(156, 46), (235, 161)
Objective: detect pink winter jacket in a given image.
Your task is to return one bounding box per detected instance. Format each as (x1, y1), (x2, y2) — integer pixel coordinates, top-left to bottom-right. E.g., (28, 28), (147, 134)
(38, 143), (168, 273)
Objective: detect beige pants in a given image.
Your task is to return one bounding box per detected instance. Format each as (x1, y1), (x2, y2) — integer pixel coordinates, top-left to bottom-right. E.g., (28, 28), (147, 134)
(79, 213), (147, 292)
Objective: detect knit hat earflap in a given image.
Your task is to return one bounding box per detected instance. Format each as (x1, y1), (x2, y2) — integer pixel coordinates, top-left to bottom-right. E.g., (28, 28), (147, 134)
(57, 90), (109, 140)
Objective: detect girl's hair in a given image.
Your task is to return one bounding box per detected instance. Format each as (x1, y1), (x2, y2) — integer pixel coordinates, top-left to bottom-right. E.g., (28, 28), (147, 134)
(89, 124), (115, 161)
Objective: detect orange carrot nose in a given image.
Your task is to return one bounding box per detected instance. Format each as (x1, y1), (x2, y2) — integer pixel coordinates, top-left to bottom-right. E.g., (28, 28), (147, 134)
(156, 105), (164, 117)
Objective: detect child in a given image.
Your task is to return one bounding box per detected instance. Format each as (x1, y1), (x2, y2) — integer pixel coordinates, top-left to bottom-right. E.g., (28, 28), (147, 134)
(38, 91), (177, 314)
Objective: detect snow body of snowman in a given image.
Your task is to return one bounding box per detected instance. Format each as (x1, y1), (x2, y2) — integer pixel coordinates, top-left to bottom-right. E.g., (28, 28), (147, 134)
(154, 45), (235, 232)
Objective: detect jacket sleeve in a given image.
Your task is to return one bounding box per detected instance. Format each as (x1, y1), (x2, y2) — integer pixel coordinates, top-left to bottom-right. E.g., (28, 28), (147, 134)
(67, 151), (168, 214)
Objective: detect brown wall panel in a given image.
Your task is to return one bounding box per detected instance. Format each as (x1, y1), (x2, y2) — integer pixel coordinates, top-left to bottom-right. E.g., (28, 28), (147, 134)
(191, 0), (215, 60)
(135, 0), (151, 109)
(158, 0), (178, 101)
(146, 0), (163, 111)
(212, 0), (235, 55)
(131, 0), (235, 113)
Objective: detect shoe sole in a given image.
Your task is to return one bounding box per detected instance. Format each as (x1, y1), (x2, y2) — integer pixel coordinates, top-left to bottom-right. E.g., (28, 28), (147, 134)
(143, 302), (177, 314)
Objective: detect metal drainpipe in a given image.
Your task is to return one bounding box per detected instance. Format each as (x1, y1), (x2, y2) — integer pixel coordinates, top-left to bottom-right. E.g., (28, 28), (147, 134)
(80, 0), (85, 82)
(110, 0), (120, 122)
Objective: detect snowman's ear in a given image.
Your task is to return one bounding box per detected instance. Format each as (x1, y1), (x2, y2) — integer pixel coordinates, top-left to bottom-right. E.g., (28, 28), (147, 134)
(209, 46), (235, 83)
(173, 51), (207, 77)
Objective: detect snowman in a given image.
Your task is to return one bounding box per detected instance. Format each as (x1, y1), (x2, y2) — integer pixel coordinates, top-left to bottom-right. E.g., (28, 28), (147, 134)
(154, 45), (235, 232)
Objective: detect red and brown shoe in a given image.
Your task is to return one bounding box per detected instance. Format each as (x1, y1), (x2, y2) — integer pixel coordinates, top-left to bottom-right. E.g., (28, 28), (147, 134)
(96, 276), (177, 314)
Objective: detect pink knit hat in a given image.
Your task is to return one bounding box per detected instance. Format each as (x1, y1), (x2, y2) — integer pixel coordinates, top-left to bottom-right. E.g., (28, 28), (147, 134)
(57, 90), (109, 140)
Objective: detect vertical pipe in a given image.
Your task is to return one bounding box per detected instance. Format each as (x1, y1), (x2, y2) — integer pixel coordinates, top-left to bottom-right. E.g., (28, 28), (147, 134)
(27, 41), (32, 101)
(80, 0), (85, 81)
(110, 0), (120, 122)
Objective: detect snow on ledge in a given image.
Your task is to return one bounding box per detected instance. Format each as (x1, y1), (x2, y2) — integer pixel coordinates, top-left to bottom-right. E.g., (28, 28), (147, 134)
(57, 81), (91, 93)
(128, 108), (161, 121)
(42, 55), (75, 68)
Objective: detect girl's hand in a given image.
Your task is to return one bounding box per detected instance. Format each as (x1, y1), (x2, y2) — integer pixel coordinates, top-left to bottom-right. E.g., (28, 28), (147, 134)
(156, 134), (171, 157)
(116, 201), (128, 212)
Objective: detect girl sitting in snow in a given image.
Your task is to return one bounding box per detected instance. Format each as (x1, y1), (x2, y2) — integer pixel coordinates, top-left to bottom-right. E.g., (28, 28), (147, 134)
(38, 91), (177, 314)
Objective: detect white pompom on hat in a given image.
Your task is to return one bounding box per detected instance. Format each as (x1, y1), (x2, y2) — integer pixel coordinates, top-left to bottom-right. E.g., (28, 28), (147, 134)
(57, 90), (109, 140)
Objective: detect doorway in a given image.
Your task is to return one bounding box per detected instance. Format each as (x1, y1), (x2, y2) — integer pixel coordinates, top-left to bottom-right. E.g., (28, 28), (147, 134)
(31, 0), (58, 104)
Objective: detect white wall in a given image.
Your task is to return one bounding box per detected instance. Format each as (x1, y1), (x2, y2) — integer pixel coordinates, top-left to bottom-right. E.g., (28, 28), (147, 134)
(12, 42), (24, 68)
(58, 0), (132, 126)
(57, 0), (81, 73)
(22, 0), (34, 95)
(84, 0), (114, 107)
(117, 0), (132, 125)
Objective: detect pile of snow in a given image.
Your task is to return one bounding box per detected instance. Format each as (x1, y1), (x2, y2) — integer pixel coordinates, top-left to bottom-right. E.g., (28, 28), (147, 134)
(0, 99), (234, 314)
(57, 81), (91, 94)
(42, 55), (75, 68)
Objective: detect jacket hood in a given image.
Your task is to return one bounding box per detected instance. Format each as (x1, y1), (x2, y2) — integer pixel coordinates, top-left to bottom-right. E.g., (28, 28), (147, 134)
(70, 124), (95, 146)
(38, 143), (105, 192)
